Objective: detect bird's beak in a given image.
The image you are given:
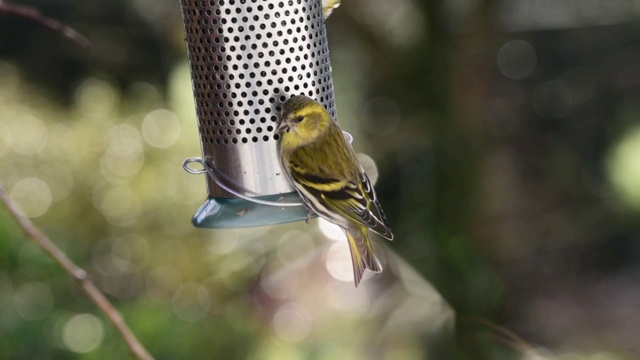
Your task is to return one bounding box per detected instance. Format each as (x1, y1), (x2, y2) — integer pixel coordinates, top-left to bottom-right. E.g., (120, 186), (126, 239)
(276, 121), (290, 135)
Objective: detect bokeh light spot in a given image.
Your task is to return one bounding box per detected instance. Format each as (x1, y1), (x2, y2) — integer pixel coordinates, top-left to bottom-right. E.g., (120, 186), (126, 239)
(497, 39), (537, 80)
(142, 109), (182, 148)
(318, 218), (346, 242)
(62, 313), (104, 353)
(359, 0), (425, 49)
(127, 82), (162, 109)
(95, 186), (141, 226)
(74, 78), (118, 117)
(324, 242), (353, 282)
(172, 283), (211, 322)
(356, 153), (379, 185)
(8, 115), (48, 156)
(362, 97), (401, 135)
(111, 234), (150, 273)
(132, 0), (172, 21)
(607, 125), (640, 210)
(13, 282), (54, 320)
(101, 124), (145, 179)
(272, 303), (312, 342)
(11, 177), (52, 218)
(104, 123), (143, 148)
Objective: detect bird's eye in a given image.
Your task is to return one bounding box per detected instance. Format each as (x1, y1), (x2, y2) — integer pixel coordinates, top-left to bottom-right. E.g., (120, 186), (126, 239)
(292, 116), (304, 123)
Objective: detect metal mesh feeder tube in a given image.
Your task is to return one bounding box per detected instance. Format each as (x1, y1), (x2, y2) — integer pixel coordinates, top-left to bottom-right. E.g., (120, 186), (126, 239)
(180, 0), (337, 228)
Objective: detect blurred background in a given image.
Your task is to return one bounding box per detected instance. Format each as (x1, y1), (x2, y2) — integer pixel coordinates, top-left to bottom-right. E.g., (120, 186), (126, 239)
(1, 0), (640, 359)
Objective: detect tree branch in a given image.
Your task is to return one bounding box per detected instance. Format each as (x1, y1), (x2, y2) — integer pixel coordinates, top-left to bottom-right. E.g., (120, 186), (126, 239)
(0, 0), (91, 50)
(0, 183), (153, 360)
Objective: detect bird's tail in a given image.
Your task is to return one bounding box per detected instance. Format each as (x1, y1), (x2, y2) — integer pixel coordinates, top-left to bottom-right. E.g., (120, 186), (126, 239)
(345, 227), (382, 287)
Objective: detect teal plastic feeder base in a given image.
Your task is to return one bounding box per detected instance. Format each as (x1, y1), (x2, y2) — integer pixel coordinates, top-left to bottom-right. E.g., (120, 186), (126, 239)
(192, 192), (317, 228)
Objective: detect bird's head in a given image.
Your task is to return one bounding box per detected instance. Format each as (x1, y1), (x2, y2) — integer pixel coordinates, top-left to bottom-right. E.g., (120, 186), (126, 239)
(276, 95), (332, 147)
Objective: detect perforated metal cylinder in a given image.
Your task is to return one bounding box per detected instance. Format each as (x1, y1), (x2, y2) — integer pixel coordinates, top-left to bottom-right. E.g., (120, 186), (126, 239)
(180, 0), (337, 198)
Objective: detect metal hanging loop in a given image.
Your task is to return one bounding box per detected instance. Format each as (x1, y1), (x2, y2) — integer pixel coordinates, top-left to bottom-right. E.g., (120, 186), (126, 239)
(183, 157), (304, 207)
(183, 130), (354, 208)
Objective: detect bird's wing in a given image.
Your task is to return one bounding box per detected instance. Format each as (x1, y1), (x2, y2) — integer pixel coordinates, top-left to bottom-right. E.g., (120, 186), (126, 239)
(357, 170), (393, 239)
(289, 162), (393, 240)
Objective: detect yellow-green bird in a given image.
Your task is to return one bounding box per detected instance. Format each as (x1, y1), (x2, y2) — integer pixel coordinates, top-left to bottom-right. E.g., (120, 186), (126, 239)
(276, 95), (393, 287)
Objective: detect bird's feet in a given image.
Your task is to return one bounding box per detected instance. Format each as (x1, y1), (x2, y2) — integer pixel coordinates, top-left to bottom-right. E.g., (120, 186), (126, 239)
(305, 210), (314, 224)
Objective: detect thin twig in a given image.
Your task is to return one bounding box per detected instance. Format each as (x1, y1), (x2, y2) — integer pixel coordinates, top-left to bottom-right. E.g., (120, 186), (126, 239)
(0, 0), (92, 50)
(0, 183), (154, 360)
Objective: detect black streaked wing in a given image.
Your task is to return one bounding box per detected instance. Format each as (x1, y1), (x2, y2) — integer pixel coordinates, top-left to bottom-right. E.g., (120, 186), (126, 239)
(289, 163), (393, 240)
(358, 170), (393, 240)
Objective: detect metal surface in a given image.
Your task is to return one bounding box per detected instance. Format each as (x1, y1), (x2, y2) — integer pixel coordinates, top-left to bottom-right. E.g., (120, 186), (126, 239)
(183, 157), (303, 206)
(180, 0), (337, 198)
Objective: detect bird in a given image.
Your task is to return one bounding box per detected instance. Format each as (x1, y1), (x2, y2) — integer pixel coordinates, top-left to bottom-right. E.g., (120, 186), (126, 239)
(276, 95), (393, 287)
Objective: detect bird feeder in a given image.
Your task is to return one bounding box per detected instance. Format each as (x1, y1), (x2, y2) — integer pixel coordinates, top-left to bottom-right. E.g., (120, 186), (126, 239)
(179, 0), (338, 228)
